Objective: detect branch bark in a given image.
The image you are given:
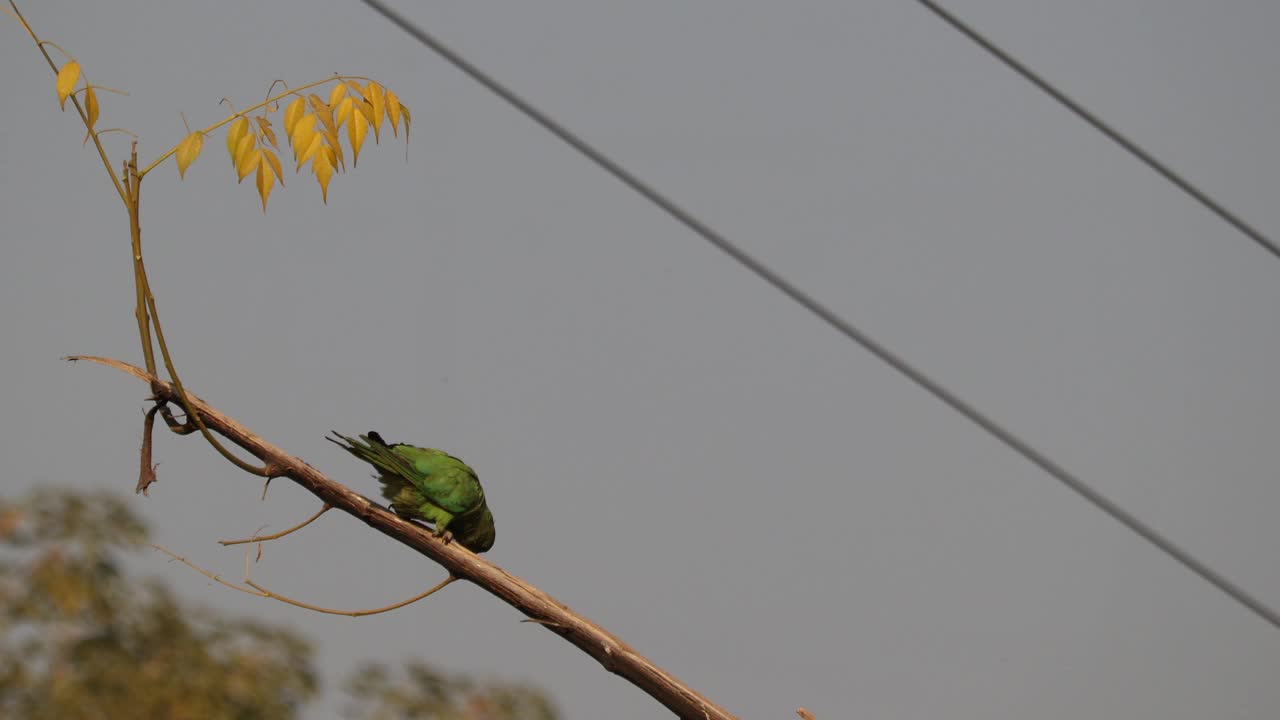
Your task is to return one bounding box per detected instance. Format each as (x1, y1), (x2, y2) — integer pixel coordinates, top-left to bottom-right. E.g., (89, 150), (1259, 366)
(69, 355), (738, 720)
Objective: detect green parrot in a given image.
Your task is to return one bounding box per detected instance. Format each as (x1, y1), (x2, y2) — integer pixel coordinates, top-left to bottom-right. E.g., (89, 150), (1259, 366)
(328, 431), (495, 553)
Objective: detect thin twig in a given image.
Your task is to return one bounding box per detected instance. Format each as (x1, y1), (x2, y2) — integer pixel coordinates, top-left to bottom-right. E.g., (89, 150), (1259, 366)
(152, 543), (458, 617)
(152, 544), (262, 598)
(8, 0), (127, 203)
(219, 505), (331, 546)
(243, 576), (457, 617)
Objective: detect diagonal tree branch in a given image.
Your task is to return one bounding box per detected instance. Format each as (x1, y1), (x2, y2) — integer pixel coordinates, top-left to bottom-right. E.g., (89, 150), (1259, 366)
(67, 355), (739, 720)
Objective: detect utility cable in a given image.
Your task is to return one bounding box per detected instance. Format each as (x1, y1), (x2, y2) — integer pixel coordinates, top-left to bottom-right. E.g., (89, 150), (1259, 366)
(357, 0), (1280, 631)
(915, 0), (1279, 260)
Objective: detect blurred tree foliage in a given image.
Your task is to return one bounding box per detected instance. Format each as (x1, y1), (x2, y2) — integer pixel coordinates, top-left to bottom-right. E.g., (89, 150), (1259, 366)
(0, 488), (315, 719)
(343, 660), (559, 720)
(0, 488), (558, 720)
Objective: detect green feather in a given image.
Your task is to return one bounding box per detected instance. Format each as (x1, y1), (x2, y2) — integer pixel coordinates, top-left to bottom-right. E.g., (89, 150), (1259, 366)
(328, 431), (495, 553)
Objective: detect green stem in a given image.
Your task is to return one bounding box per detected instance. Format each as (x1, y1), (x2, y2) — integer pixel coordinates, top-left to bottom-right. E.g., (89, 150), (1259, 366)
(138, 247), (269, 477)
(127, 151), (156, 376)
(125, 149), (268, 476)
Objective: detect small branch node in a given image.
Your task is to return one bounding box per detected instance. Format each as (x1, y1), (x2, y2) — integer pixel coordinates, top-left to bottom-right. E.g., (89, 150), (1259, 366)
(150, 543), (266, 598)
(519, 617), (566, 629)
(157, 402), (196, 435)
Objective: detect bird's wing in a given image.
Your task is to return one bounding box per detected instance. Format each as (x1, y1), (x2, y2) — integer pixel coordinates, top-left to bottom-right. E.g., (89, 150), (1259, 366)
(391, 446), (483, 514)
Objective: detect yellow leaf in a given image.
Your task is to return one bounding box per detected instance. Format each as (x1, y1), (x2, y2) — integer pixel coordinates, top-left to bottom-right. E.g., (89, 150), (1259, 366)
(400, 104), (411, 144)
(328, 83), (347, 107)
(296, 132), (322, 171)
(365, 81), (385, 142)
(234, 132), (256, 167)
(255, 116), (279, 151)
(354, 97), (376, 129)
(55, 61), (80, 110)
(347, 108), (368, 167)
(324, 131), (345, 172)
(263, 149), (284, 186)
(235, 138), (260, 182)
(255, 158), (274, 212)
(309, 93), (338, 142)
(226, 117), (250, 165)
(385, 90), (402, 138)
(174, 132), (204, 179)
(344, 80), (365, 98)
(289, 112), (316, 149)
(313, 147), (333, 203)
(289, 114), (317, 160)
(81, 85), (99, 144)
(334, 96), (354, 129)
(283, 96), (305, 137)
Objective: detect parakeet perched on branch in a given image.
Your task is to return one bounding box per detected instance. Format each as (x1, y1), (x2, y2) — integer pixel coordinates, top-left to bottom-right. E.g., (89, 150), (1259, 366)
(328, 431), (495, 553)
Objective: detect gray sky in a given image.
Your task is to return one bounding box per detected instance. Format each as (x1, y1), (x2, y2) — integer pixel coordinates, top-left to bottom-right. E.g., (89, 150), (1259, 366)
(4, 1), (1280, 718)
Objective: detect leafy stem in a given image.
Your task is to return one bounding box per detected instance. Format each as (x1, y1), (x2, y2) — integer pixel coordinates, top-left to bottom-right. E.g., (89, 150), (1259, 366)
(9, 2), (126, 205)
(138, 74), (375, 177)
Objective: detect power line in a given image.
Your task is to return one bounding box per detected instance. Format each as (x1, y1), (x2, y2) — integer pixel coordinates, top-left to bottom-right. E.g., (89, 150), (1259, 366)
(914, 0), (1279, 260)
(356, 0), (1280, 631)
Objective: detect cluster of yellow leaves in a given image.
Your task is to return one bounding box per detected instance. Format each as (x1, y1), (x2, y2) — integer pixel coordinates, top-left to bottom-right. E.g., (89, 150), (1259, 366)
(54, 60), (100, 145)
(173, 80), (410, 212)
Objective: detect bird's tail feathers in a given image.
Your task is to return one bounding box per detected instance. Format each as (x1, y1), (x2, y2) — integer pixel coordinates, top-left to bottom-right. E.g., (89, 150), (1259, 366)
(327, 430), (415, 479)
